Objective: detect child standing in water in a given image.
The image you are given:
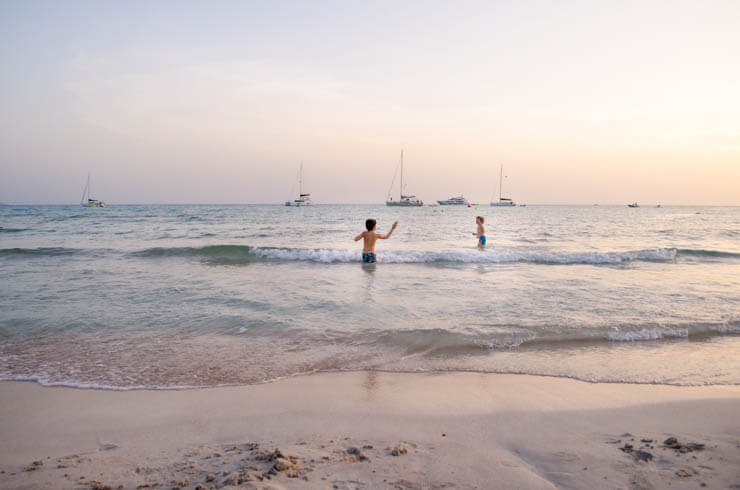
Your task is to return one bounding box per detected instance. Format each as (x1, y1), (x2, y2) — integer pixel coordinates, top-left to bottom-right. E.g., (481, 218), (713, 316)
(473, 216), (486, 248)
(354, 219), (398, 263)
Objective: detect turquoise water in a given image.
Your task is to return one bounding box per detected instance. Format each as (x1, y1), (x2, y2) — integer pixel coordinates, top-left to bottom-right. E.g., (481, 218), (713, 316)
(1, 204), (739, 388)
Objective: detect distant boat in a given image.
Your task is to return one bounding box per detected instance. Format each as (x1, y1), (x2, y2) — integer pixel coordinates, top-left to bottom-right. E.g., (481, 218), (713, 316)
(386, 150), (423, 206)
(656, 204), (661, 208)
(628, 202), (639, 208)
(490, 164), (516, 207)
(285, 162), (312, 207)
(437, 195), (470, 205)
(80, 172), (104, 207)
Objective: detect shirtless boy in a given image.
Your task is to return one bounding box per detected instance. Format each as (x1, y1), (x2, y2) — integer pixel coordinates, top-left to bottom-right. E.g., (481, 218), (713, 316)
(354, 219), (398, 263)
(473, 216), (486, 248)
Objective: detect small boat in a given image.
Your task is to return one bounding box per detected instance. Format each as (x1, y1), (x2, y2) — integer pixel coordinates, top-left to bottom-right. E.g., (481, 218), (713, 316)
(80, 172), (105, 207)
(656, 204), (661, 208)
(628, 202), (639, 208)
(490, 164), (516, 207)
(386, 150), (423, 206)
(437, 195), (470, 205)
(285, 162), (312, 207)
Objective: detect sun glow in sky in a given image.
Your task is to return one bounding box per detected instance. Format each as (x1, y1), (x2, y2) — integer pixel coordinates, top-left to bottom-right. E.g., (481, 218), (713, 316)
(1, 0), (738, 204)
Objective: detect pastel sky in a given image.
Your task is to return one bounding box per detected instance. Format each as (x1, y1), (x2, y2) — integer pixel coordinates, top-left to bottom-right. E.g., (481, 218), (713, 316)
(1, 0), (738, 205)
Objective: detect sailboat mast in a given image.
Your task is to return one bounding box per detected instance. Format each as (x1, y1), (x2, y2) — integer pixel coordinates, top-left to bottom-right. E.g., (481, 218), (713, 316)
(399, 150), (404, 198)
(498, 164), (503, 201)
(299, 161), (303, 196)
(88, 172), (91, 200)
(81, 173), (88, 204)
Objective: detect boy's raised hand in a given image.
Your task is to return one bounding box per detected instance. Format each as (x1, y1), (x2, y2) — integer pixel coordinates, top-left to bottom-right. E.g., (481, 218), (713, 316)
(392, 221), (398, 228)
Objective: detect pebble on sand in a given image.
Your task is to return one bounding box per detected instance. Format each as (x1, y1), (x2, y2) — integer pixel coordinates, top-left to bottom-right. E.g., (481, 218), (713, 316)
(23, 460), (44, 472)
(390, 444), (408, 456)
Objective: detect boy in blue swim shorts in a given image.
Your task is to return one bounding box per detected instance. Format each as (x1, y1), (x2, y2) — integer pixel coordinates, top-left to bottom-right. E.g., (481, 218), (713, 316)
(354, 218), (398, 263)
(473, 216), (486, 248)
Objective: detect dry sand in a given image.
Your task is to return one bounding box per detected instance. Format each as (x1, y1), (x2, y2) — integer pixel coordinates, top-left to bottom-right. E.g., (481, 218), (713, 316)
(0, 372), (739, 489)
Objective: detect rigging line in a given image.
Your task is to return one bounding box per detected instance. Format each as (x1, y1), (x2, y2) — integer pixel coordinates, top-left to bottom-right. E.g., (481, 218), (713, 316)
(386, 158), (401, 201)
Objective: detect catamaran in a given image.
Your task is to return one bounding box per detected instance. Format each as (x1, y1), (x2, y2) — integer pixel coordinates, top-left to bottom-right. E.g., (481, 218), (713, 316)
(80, 172), (105, 207)
(490, 164), (515, 207)
(285, 162), (312, 207)
(437, 195), (470, 205)
(386, 150), (423, 206)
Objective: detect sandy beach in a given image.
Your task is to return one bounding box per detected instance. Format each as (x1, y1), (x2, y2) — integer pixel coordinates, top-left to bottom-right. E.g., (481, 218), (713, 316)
(1, 372), (738, 489)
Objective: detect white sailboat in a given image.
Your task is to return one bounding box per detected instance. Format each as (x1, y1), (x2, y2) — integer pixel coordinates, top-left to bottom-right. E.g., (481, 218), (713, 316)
(80, 172), (105, 208)
(490, 164), (515, 207)
(285, 162), (312, 207)
(386, 150), (423, 206)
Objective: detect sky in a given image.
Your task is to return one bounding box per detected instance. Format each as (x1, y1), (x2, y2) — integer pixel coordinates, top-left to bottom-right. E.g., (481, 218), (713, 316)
(0, 0), (738, 205)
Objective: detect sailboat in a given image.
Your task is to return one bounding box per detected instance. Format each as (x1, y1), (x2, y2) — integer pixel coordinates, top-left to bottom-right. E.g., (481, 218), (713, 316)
(80, 172), (105, 207)
(386, 150), (423, 206)
(490, 164), (515, 207)
(285, 162), (312, 207)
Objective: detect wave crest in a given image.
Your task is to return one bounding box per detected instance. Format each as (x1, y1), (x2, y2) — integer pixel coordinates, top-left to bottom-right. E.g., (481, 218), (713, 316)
(3, 245), (737, 265)
(130, 245), (682, 265)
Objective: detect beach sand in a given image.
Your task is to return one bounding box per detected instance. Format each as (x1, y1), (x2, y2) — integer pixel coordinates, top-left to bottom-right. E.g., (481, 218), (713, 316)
(1, 372), (739, 489)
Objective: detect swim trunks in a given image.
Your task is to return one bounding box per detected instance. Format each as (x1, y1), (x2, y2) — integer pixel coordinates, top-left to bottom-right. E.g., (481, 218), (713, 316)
(362, 252), (376, 263)
(479, 235), (486, 246)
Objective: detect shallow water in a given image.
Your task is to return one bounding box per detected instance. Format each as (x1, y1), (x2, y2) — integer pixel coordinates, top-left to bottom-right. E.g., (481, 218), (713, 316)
(1, 204), (739, 388)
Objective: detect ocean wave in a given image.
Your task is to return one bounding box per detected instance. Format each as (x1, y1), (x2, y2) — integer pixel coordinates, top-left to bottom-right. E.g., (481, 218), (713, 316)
(4, 245), (738, 265)
(372, 320), (740, 353)
(130, 244), (682, 265)
(0, 247), (85, 257)
(677, 249), (740, 259)
(2, 320), (738, 390)
(0, 227), (29, 233)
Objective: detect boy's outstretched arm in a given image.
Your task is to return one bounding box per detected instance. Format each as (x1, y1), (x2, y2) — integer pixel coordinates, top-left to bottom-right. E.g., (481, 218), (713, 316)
(353, 231), (365, 241)
(377, 221), (398, 239)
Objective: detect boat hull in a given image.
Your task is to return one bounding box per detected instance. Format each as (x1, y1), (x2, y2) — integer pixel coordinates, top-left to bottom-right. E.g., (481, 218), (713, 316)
(386, 201), (422, 207)
(490, 201), (516, 207)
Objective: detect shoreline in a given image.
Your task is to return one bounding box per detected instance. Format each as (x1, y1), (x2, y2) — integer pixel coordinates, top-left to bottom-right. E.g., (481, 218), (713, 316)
(5, 363), (740, 392)
(1, 372), (739, 489)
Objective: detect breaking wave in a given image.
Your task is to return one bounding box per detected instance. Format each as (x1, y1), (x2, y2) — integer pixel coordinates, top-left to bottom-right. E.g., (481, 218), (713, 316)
(3, 245), (739, 265)
(129, 245), (725, 265)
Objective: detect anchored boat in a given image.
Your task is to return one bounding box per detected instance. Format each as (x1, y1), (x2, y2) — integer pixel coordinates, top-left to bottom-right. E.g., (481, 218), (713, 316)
(386, 150), (423, 206)
(80, 172), (105, 208)
(437, 195), (470, 205)
(285, 162), (312, 207)
(490, 164), (515, 207)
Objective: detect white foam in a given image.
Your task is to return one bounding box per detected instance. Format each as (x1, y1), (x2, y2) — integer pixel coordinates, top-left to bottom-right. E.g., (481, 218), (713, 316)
(250, 247), (678, 265)
(607, 327), (689, 341)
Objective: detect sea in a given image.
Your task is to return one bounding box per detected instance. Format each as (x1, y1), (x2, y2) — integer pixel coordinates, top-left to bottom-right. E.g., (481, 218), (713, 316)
(1, 204), (739, 389)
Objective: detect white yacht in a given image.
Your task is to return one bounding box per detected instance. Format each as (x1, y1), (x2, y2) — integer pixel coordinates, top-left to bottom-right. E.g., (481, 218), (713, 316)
(490, 164), (515, 207)
(285, 162), (312, 207)
(386, 150), (423, 206)
(80, 172), (105, 207)
(437, 195), (470, 205)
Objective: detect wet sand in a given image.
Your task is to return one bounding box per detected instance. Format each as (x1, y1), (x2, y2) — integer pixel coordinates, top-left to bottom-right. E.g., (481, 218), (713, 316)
(1, 372), (739, 489)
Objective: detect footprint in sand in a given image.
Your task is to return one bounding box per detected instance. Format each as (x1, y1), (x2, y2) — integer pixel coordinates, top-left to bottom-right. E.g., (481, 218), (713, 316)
(551, 451), (579, 462)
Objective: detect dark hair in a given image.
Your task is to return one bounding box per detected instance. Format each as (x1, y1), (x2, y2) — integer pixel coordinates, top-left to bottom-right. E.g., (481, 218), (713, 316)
(476, 216), (484, 224)
(365, 219), (376, 231)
